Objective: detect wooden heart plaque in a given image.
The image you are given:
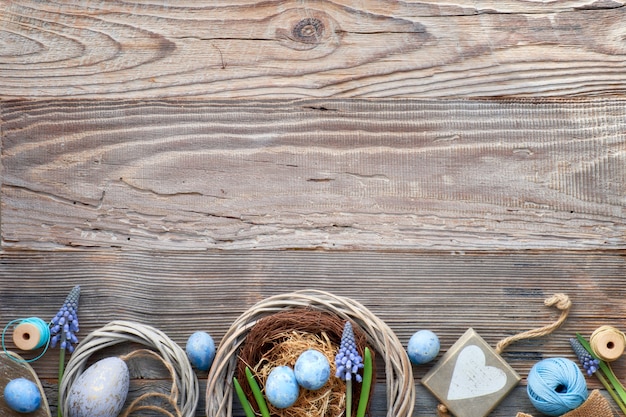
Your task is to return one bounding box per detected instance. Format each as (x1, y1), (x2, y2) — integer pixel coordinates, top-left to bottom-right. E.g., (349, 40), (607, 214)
(422, 328), (520, 417)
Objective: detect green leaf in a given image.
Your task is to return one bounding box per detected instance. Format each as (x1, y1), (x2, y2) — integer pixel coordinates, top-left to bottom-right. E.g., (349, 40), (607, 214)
(245, 366), (271, 417)
(233, 377), (255, 417)
(356, 347), (373, 417)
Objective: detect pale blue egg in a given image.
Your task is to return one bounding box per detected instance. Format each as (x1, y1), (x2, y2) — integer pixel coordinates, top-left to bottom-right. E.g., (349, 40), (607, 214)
(4, 378), (41, 413)
(68, 357), (130, 417)
(265, 366), (300, 409)
(294, 349), (330, 390)
(407, 330), (440, 365)
(186, 331), (216, 371)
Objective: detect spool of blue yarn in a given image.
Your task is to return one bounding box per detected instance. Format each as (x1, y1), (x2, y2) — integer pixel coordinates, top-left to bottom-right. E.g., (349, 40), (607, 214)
(2, 317), (51, 363)
(527, 357), (588, 416)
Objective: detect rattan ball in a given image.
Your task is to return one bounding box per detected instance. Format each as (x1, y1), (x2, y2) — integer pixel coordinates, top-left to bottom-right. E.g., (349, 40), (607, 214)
(59, 320), (199, 417)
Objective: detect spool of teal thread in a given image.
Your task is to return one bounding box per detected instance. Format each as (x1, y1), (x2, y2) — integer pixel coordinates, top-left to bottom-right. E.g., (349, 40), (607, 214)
(527, 357), (588, 416)
(2, 317), (51, 363)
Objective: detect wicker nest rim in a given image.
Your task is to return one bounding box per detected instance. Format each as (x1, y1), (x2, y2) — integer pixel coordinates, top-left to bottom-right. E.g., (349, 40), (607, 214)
(206, 290), (415, 417)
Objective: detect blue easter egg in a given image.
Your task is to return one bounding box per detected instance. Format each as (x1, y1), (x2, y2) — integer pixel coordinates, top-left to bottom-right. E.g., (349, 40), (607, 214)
(407, 330), (440, 365)
(186, 331), (216, 371)
(265, 366), (300, 409)
(4, 378), (42, 413)
(294, 349), (331, 390)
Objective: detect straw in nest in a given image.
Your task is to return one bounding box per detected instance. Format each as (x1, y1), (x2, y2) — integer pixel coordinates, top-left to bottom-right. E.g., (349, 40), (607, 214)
(206, 290), (414, 417)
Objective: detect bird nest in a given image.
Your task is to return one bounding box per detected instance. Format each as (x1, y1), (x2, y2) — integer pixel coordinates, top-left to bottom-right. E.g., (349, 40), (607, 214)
(206, 290), (414, 417)
(237, 308), (373, 417)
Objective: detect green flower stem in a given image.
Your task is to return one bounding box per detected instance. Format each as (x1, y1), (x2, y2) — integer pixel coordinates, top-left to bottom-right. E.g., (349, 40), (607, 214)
(595, 368), (626, 415)
(576, 333), (626, 411)
(346, 379), (352, 417)
(57, 336), (65, 417)
(57, 343), (66, 417)
(356, 347), (373, 417)
(245, 367), (270, 417)
(233, 377), (255, 417)
(598, 363), (626, 408)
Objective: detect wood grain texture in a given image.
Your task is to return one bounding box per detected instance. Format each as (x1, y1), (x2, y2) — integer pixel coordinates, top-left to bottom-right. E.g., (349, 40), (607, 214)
(1, 250), (625, 416)
(2, 2), (625, 416)
(2, 0), (626, 99)
(2, 98), (624, 250)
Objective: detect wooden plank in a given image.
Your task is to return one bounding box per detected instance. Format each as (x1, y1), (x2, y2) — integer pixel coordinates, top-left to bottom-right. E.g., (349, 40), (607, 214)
(37, 380), (561, 417)
(2, 99), (625, 251)
(2, 1), (626, 98)
(0, 250), (625, 416)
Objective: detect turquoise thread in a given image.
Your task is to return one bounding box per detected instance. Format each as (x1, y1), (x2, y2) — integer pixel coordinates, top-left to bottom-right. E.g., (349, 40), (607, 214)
(527, 357), (588, 416)
(2, 317), (51, 363)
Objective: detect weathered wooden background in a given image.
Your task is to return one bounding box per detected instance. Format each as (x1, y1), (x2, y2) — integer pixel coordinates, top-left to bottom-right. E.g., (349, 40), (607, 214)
(1, 1), (625, 417)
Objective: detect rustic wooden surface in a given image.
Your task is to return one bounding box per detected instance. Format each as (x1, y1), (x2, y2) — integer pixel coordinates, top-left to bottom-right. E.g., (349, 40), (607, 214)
(2, 98), (624, 251)
(1, 1), (626, 417)
(2, 1), (626, 99)
(1, 251), (625, 417)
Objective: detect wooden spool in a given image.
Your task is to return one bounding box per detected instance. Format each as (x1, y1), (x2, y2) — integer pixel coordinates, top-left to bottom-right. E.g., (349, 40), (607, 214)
(12, 322), (43, 351)
(590, 326), (626, 362)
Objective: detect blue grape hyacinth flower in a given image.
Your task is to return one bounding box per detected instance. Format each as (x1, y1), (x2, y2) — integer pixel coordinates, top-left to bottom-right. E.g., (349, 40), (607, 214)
(335, 321), (364, 417)
(50, 285), (80, 353)
(335, 321), (364, 382)
(570, 337), (600, 376)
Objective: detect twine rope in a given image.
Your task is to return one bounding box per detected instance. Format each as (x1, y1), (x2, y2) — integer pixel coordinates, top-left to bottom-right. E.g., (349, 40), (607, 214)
(437, 293), (571, 417)
(119, 349), (181, 417)
(495, 293), (571, 355)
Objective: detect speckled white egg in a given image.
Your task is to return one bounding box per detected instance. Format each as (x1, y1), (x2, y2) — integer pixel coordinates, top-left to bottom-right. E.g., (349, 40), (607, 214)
(294, 349), (330, 390)
(265, 366), (300, 409)
(67, 357), (130, 417)
(407, 329), (440, 365)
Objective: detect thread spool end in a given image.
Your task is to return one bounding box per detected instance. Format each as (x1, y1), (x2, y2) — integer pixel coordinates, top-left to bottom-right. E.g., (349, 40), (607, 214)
(590, 326), (626, 362)
(12, 323), (42, 351)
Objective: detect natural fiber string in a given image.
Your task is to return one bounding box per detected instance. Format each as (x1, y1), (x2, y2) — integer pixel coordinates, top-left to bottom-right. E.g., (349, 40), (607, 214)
(119, 349), (182, 417)
(495, 293), (571, 355)
(437, 294), (571, 417)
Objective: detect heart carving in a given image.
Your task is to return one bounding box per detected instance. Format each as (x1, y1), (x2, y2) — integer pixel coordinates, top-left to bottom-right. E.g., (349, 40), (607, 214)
(447, 344), (508, 401)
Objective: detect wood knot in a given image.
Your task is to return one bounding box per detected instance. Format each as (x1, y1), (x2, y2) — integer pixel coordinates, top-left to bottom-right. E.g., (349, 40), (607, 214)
(292, 18), (324, 44)
(273, 9), (340, 52)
